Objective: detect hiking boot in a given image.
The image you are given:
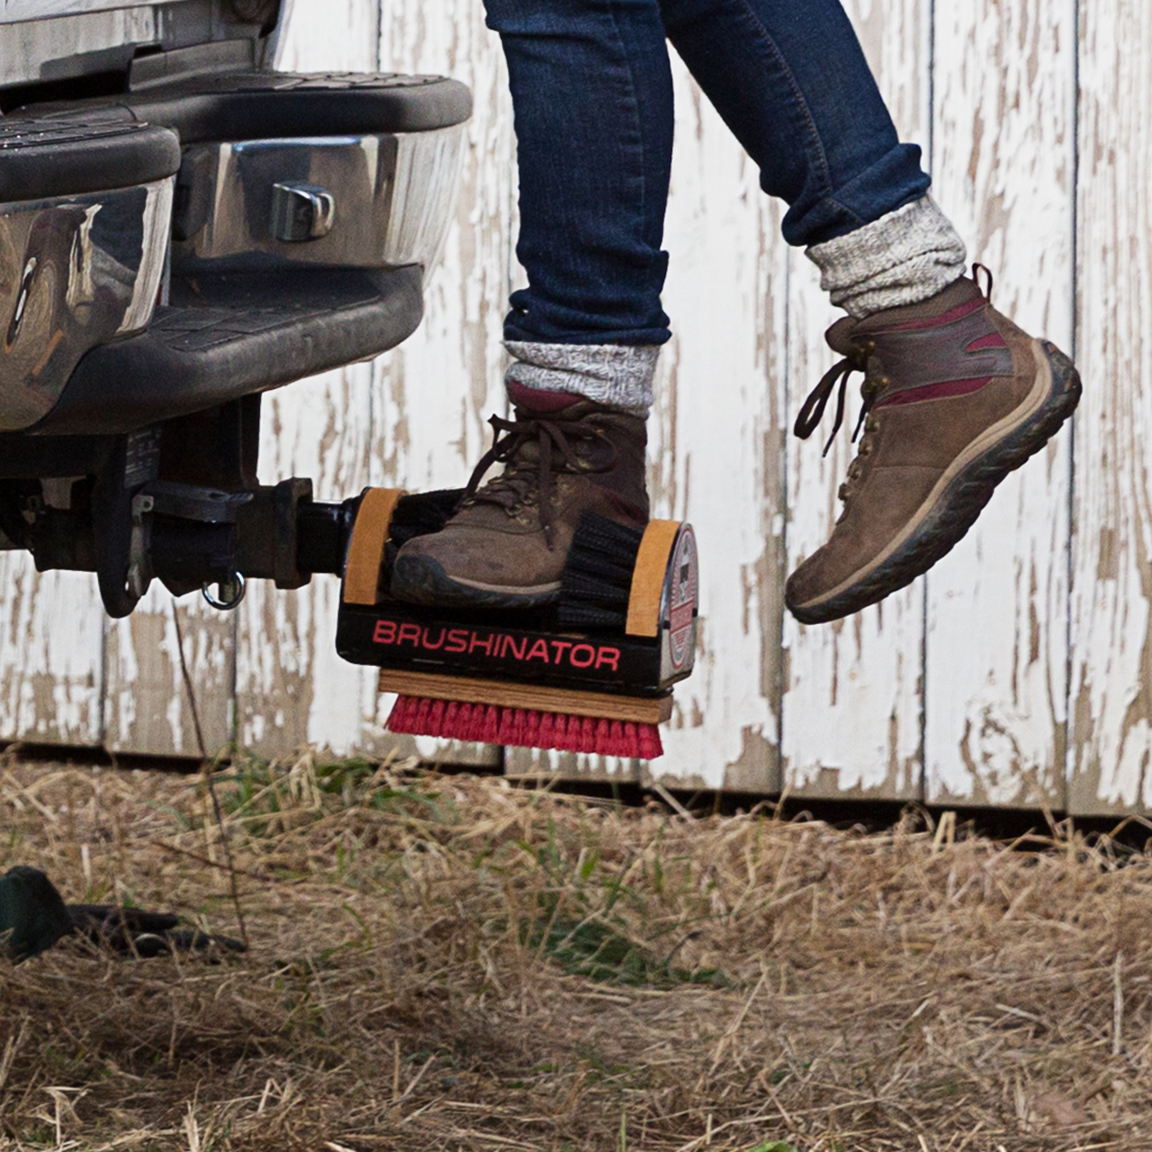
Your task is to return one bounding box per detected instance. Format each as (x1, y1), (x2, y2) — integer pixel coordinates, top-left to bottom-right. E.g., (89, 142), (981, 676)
(785, 269), (1081, 625)
(389, 383), (649, 608)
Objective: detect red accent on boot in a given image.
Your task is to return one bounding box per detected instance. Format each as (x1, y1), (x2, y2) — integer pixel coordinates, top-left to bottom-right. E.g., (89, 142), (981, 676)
(506, 381), (583, 413)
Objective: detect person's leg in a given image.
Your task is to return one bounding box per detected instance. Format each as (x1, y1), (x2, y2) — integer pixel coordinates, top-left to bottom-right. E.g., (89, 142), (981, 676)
(391, 0), (671, 608)
(659, 0), (964, 311)
(496, 0), (673, 350)
(659, 0), (1080, 623)
(393, 0), (1082, 618)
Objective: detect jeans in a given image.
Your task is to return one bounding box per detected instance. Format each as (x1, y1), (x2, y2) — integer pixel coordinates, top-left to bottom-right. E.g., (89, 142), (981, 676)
(483, 0), (932, 346)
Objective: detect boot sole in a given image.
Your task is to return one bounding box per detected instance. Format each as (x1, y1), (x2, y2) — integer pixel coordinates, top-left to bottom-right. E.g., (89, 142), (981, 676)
(390, 552), (562, 610)
(787, 340), (1082, 625)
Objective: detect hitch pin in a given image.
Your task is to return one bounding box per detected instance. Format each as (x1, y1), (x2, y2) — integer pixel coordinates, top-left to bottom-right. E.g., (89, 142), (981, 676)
(202, 572), (246, 611)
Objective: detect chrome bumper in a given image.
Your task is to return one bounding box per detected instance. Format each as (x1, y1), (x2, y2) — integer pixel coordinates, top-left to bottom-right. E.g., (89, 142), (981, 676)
(0, 177), (173, 431)
(171, 124), (465, 275)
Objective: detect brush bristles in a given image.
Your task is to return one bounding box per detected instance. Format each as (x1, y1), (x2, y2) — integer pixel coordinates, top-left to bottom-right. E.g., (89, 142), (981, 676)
(388, 489), (466, 545)
(387, 695), (663, 759)
(558, 512), (645, 630)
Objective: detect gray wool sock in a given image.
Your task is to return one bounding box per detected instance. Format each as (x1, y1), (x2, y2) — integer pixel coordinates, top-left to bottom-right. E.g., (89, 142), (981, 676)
(806, 195), (968, 319)
(504, 341), (658, 416)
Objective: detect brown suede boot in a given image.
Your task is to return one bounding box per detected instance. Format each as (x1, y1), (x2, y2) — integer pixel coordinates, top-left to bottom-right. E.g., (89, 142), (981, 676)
(390, 383), (649, 608)
(785, 270), (1081, 625)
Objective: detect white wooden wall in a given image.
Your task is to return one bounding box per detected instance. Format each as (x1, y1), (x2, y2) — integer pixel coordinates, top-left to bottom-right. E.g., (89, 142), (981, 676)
(6, 0), (1152, 816)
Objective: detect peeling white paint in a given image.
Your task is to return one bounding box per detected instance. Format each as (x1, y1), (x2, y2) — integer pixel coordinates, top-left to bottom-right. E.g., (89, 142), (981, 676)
(6, 0), (1152, 818)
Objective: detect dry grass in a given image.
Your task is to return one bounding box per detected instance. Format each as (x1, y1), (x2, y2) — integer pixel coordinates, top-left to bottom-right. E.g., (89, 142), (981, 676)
(0, 753), (1150, 1151)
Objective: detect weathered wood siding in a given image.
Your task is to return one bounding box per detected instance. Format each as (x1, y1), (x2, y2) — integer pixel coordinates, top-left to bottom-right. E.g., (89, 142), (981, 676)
(1068, 1), (1152, 814)
(8, 0), (1152, 815)
(925, 0), (1076, 810)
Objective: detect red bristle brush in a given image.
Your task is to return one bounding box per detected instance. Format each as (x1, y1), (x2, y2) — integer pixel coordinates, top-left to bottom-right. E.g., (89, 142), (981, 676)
(382, 512), (669, 759)
(387, 695), (664, 758)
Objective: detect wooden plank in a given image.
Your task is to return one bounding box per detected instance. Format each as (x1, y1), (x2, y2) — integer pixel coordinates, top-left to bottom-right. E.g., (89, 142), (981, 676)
(234, 365), (380, 757)
(0, 561), (104, 746)
(231, 0), (383, 760)
(105, 514), (237, 756)
(503, 53), (791, 788)
(109, 0), (382, 761)
(924, 0), (1076, 809)
(643, 59), (788, 795)
(1067, 1), (1152, 814)
(104, 588), (234, 759)
(364, 0), (510, 766)
(780, 0), (930, 801)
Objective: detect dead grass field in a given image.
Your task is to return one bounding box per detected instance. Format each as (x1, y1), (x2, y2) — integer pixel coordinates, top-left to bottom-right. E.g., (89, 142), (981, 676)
(0, 753), (1150, 1151)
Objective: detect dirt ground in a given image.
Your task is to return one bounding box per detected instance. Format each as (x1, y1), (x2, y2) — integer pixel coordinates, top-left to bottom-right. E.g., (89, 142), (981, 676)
(0, 752), (1149, 1151)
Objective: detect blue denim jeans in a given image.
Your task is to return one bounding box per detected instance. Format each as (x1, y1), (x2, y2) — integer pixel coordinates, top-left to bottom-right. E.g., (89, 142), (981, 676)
(483, 0), (932, 346)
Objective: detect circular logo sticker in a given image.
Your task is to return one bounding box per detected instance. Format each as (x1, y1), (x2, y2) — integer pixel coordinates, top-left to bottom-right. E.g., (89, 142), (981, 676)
(665, 524), (698, 673)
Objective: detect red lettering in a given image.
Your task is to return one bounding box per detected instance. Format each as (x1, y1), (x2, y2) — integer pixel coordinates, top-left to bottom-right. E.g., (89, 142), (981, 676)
(422, 627), (445, 650)
(595, 647), (620, 672)
(526, 639), (550, 662)
(446, 628), (469, 653)
(501, 635), (527, 660)
(469, 632), (494, 656)
(398, 623), (421, 647)
(570, 644), (595, 668)
(373, 620), (397, 644)
(550, 640), (573, 663)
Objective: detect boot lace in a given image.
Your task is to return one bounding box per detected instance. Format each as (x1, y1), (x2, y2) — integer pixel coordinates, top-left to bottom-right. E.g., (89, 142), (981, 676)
(792, 336), (888, 516)
(793, 338), (884, 457)
(462, 412), (614, 549)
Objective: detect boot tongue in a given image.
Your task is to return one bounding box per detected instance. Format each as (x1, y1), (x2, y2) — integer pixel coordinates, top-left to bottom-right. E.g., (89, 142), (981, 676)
(824, 316), (860, 356)
(506, 382), (583, 414)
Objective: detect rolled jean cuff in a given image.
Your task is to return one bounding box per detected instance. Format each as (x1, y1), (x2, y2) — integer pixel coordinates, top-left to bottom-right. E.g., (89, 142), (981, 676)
(504, 341), (658, 415)
(805, 195), (968, 318)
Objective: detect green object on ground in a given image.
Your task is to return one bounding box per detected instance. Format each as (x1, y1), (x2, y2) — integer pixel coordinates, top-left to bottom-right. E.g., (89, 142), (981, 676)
(0, 865), (74, 963)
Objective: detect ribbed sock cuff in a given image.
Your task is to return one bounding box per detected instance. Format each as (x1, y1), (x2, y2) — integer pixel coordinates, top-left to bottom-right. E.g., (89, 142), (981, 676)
(806, 195), (968, 319)
(504, 342), (657, 416)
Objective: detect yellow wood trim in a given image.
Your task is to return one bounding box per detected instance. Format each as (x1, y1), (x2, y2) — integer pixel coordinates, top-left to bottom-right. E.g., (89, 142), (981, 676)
(342, 488), (406, 605)
(625, 520), (680, 638)
(377, 668), (673, 724)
